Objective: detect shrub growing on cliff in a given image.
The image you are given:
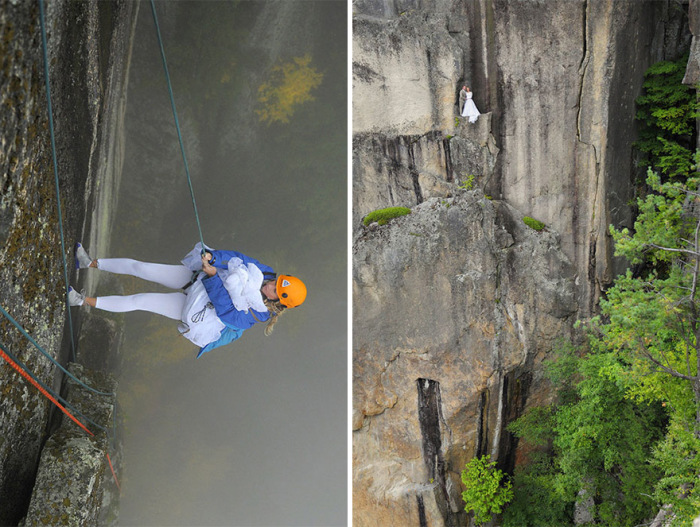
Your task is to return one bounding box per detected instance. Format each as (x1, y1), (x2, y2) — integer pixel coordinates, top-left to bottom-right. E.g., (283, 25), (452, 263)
(635, 54), (697, 180)
(461, 455), (513, 525)
(458, 174), (475, 190)
(523, 216), (545, 231)
(362, 206), (411, 226)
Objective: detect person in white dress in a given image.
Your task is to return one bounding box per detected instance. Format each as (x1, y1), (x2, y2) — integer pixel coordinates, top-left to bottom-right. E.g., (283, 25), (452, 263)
(68, 242), (307, 357)
(461, 87), (481, 123)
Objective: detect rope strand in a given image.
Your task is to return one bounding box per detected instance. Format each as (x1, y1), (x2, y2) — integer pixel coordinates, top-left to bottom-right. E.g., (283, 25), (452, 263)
(149, 0), (206, 251)
(0, 304), (116, 398)
(38, 0), (77, 361)
(0, 345), (93, 436)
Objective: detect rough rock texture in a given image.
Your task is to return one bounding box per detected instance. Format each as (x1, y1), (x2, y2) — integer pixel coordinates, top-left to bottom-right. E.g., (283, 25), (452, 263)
(353, 193), (577, 526)
(353, 113), (498, 228)
(684, 0), (700, 84)
(0, 1), (135, 524)
(353, 1), (693, 525)
(353, 0), (690, 315)
(21, 364), (118, 527)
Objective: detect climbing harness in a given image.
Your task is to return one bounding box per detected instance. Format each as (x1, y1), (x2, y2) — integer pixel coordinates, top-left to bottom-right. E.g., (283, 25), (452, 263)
(191, 302), (214, 323)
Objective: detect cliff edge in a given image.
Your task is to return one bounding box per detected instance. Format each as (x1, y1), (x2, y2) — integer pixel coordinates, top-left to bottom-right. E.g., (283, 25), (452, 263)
(0, 1), (136, 524)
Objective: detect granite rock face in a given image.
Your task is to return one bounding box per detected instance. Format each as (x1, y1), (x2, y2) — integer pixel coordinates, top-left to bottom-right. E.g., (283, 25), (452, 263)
(353, 193), (577, 526)
(0, 1), (135, 524)
(353, 0), (690, 315)
(21, 364), (119, 527)
(353, 0), (693, 525)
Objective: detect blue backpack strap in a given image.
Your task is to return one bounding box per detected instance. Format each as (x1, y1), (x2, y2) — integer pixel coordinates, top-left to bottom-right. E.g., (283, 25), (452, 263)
(196, 326), (245, 358)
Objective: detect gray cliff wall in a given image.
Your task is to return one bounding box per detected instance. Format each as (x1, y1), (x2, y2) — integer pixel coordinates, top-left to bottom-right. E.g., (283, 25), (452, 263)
(353, 193), (576, 526)
(353, 0), (689, 314)
(0, 1), (136, 525)
(353, 1), (692, 525)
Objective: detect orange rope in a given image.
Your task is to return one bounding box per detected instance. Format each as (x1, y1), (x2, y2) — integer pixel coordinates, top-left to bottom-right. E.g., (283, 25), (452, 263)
(106, 452), (121, 491)
(0, 345), (124, 492)
(0, 345), (94, 436)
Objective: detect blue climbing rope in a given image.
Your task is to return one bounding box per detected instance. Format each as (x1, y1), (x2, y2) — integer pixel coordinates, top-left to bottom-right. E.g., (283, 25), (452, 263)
(0, 304), (115, 398)
(37, 0), (76, 362)
(149, 0), (206, 252)
(0, 339), (109, 435)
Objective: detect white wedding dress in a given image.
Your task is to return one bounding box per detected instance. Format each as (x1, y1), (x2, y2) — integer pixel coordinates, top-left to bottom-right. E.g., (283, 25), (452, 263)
(179, 243), (267, 347)
(461, 92), (481, 123)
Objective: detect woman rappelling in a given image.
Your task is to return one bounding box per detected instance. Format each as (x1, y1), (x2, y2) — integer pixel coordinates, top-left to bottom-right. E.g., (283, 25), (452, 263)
(68, 243), (307, 358)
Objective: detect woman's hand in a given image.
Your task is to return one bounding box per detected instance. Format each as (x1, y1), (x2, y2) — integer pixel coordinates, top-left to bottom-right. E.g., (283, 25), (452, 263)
(201, 254), (216, 277)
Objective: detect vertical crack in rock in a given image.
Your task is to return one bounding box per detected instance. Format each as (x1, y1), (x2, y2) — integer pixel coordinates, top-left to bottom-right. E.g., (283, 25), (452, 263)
(407, 140), (424, 204)
(416, 378), (459, 527)
(574, 0), (604, 316)
(479, 0), (490, 83)
(417, 378), (443, 482)
(442, 137), (454, 182)
(490, 372), (506, 460)
(426, 47), (441, 129)
(587, 234), (598, 314)
(417, 495), (428, 527)
(475, 389), (489, 458)
(500, 369), (533, 474)
(576, 0), (589, 141)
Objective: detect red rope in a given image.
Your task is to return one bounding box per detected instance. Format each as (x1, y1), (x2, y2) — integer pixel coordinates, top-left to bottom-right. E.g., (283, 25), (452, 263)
(0, 345), (124, 492)
(0, 345), (94, 436)
(106, 452), (121, 491)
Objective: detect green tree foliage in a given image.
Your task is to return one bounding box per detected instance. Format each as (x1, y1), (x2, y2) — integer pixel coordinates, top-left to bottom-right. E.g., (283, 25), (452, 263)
(635, 55), (697, 180)
(606, 169), (700, 417)
(652, 419), (700, 523)
(501, 452), (571, 527)
(506, 168), (700, 525)
(504, 56), (700, 527)
(603, 168), (700, 525)
(505, 342), (664, 527)
(461, 455), (513, 525)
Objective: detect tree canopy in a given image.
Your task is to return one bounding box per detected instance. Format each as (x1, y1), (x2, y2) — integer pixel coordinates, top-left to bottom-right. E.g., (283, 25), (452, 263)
(503, 55), (700, 526)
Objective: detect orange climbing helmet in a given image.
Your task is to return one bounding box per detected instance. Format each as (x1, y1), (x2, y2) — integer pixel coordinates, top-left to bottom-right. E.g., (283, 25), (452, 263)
(276, 275), (307, 308)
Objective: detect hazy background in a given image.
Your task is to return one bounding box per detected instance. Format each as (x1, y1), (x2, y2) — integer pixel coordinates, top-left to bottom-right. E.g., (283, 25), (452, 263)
(98, 2), (347, 525)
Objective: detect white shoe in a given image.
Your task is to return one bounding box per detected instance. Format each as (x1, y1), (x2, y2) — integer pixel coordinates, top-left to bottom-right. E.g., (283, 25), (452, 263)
(68, 287), (85, 307)
(74, 243), (93, 270)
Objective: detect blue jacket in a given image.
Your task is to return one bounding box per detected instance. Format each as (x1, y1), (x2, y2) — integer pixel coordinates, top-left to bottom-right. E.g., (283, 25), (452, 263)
(196, 249), (275, 358)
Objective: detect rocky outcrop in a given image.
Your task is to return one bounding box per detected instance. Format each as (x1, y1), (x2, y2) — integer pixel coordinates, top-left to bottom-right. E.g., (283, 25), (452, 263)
(353, 192), (576, 526)
(353, 1), (693, 525)
(21, 364), (118, 527)
(0, 1), (136, 524)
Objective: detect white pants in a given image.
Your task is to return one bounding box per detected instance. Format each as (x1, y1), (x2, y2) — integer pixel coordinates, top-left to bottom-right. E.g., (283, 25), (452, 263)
(94, 258), (193, 321)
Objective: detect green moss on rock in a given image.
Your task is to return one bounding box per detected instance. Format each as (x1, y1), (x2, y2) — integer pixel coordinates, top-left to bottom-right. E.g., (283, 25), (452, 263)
(523, 216), (545, 231)
(363, 206), (411, 226)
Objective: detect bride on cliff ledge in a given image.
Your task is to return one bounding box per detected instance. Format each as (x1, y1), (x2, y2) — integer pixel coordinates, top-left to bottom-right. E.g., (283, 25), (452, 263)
(461, 86), (481, 123)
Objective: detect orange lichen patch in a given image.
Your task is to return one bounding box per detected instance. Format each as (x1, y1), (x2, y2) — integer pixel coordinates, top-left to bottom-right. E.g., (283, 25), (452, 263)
(255, 54), (323, 124)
